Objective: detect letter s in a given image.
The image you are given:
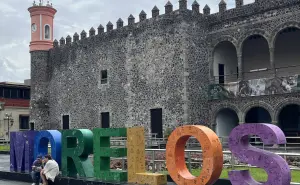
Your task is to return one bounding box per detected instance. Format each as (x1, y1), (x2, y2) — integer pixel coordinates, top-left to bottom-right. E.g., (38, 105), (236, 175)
(228, 123), (291, 185)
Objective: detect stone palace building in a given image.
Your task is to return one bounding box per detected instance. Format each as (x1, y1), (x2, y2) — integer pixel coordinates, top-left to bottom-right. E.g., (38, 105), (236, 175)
(28, 0), (300, 138)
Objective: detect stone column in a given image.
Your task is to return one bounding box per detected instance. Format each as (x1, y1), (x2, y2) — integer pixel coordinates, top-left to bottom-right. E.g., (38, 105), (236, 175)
(209, 52), (215, 83)
(238, 52), (243, 81)
(269, 47), (276, 77)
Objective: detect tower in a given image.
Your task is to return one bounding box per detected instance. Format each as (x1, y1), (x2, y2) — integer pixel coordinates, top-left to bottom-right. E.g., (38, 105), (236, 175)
(28, 0), (57, 52)
(28, 0), (56, 130)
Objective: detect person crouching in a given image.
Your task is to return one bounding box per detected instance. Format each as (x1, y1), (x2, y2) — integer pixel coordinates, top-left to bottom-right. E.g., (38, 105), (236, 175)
(31, 155), (43, 185)
(40, 154), (59, 185)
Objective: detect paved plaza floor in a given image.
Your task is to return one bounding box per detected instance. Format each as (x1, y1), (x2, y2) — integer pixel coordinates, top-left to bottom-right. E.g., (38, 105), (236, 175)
(0, 154), (31, 184)
(0, 179), (31, 185)
(0, 154), (10, 171)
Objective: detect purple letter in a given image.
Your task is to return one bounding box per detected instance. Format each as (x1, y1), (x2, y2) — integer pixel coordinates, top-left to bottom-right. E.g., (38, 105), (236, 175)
(228, 124), (291, 185)
(10, 131), (38, 172)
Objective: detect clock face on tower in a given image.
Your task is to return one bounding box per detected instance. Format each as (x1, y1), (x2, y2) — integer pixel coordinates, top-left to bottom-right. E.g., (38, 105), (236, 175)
(31, 23), (37, 32)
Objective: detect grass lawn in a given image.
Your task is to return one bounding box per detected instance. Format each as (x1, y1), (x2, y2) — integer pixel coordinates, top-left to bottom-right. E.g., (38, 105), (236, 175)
(159, 167), (300, 183)
(0, 145), (9, 151)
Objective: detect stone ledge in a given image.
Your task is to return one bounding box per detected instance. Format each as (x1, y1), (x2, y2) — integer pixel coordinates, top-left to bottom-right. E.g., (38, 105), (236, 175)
(0, 171), (232, 185)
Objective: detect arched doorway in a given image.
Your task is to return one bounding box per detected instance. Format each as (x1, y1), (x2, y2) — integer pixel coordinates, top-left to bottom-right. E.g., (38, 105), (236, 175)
(245, 107), (272, 123)
(215, 108), (239, 138)
(213, 41), (238, 84)
(278, 104), (300, 137)
(274, 27), (300, 77)
(245, 107), (272, 145)
(242, 35), (270, 80)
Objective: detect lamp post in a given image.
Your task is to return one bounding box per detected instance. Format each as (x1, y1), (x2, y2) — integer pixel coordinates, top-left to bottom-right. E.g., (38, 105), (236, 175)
(5, 113), (14, 139)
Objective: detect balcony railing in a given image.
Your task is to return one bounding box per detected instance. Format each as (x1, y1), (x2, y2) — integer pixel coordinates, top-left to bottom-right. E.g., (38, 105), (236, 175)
(209, 66), (300, 100)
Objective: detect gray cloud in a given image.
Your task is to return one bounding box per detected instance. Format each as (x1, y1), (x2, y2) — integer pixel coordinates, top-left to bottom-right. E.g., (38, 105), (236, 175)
(0, 0), (255, 82)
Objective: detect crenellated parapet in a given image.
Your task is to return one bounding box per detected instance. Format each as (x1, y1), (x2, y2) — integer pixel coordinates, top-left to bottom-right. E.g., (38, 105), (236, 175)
(52, 0), (206, 49)
(206, 0), (300, 25)
(51, 0), (300, 50)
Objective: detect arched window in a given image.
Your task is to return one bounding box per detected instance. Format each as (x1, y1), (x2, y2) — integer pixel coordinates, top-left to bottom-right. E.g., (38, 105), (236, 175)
(213, 41), (238, 84)
(44, 25), (51, 40)
(242, 35), (270, 80)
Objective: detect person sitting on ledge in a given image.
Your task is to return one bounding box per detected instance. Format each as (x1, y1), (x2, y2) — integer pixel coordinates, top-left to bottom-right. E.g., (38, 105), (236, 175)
(40, 154), (59, 185)
(31, 155), (43, 185)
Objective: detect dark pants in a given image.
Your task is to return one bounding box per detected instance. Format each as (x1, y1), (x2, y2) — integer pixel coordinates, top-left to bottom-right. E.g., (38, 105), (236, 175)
(47, 179), (55, 185)
(31, 171), (41, 185)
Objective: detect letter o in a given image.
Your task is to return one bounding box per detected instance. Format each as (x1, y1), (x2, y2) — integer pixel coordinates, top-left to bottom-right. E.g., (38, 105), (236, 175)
(166, 125), (223, 185)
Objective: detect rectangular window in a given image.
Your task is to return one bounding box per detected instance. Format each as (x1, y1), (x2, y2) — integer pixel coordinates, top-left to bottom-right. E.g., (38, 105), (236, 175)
(24, 89), (30, 99)
(19, 89), (24, 99)
(19, 115), (29, 130)
(150, 108), (163, 138)
(11, 88), (18, 99)
(4, 88), (10, 98)
(0, 87), (3, 97)
(62, 115), (70, 130)
(101, 70), (108, 84)
(101, 112), (110, 128)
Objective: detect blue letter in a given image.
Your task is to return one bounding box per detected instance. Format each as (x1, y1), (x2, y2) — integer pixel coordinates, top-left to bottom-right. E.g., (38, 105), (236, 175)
(34, 130), (62, 166)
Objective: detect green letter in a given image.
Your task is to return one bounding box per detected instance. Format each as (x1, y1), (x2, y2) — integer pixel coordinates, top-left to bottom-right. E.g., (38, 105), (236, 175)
(93, 128), (127, 182)
(61, 129), (93, 178)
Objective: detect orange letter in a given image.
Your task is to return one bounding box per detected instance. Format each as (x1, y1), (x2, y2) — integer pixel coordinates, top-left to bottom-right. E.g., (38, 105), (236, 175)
(166, 125), (223, 185)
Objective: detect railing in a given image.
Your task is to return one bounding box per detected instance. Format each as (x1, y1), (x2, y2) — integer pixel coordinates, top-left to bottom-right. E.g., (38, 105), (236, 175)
(112, 149), (300, 184)
(188, 136), (300, 150)
(1, 135), (300, 151)
(211, 65), (300, 84)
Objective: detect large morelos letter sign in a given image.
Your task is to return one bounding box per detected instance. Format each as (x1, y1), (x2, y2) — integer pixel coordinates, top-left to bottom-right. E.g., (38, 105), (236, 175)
(10, 124), (291, 185)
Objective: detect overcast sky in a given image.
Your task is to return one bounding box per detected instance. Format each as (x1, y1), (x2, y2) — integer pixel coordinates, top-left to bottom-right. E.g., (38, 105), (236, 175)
(0, 0), (254, 83)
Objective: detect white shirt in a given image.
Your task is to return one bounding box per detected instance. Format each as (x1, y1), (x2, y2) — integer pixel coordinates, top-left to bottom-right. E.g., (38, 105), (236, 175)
(43, 160), (59, 182)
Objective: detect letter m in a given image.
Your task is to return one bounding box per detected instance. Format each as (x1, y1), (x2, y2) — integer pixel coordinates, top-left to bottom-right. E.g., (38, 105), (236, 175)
(10, 131), (38, 172)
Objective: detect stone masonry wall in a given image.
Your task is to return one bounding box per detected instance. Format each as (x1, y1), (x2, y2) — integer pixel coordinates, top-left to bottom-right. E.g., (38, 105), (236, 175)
(30, 51), (50, 130)
(46, 10), (210, 134)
